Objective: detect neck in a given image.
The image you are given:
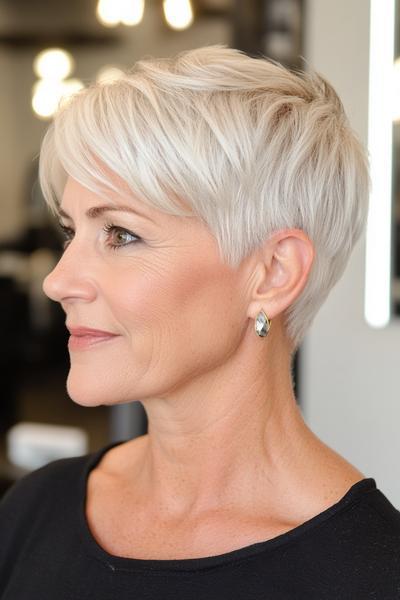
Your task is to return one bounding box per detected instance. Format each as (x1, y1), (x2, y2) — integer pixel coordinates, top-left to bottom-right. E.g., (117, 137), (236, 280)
(124, 329), (334, 521)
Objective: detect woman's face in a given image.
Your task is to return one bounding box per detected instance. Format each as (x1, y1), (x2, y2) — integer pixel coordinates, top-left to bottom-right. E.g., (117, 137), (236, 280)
(43, 176), (252, 406)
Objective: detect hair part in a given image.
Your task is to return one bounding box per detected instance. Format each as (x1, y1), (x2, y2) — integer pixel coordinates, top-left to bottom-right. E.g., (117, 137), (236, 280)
(38, 44), (370, 352)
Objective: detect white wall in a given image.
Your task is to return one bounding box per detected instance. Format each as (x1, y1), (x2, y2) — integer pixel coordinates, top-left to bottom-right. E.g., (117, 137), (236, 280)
(302, 0), (400, 506)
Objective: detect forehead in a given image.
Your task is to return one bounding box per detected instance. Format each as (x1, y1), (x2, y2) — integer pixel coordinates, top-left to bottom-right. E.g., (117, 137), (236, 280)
(60, 176), (160, 222)
(62, 175), (139, 209)
(61, 173), (192, 222)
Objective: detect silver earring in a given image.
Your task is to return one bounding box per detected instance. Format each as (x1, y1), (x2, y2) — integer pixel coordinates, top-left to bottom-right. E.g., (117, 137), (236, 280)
(255, 309), (271, 338)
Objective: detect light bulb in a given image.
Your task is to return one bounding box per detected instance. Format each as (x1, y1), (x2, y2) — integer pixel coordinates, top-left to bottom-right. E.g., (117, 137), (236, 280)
(163, 0), (194, 30)
(32, 78), (84, 119)
(32, 80), (64, 119)
(96, 0), (121, 26)
(120, 0), (145, 26)
(33, 48), (74, 81)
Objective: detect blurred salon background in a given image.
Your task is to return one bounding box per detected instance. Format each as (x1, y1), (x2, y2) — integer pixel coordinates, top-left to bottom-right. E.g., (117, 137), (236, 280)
(0, 0), (399, 503)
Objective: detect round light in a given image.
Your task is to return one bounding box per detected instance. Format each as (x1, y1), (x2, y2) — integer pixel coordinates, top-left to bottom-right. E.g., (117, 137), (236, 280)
(32, 78), (84, 119)
(32, 80), (64, 119)
(33, 48), (74, 81)
(96, 0), (121, 27)
(163, 0), (194, 30)
(120, 0), (145, 26)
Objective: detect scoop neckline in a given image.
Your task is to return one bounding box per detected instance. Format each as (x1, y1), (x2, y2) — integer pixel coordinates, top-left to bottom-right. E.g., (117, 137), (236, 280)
(78, 439), (377, 573)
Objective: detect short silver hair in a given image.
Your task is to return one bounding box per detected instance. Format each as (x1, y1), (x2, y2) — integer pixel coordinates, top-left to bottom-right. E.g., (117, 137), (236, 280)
(38, 44), (370, 351)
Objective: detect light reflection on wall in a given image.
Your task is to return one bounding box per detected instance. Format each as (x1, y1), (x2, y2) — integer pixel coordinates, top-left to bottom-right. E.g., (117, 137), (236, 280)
(392, 2), (400, 315)
(365, 0), (395, 327)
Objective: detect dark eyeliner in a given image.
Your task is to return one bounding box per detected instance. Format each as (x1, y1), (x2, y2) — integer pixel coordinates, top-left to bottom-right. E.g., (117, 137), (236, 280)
(102, 222), (141, 250)
(58, 222), (74, 249)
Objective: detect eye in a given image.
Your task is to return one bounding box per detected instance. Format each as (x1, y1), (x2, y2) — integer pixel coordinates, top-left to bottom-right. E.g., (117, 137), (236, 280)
(58, 222), (74, 249)
(56, 221), (141, 251)
(103, 223), (141, 250)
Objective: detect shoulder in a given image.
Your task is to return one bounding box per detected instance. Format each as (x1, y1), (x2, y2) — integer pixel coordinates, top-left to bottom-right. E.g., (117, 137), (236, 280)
(0, 451), (94, 524)
(0, 440), (127, 523)
(0, 450), (103, 596)
(359, 484), (400, 532)
(315, 485), (400, 595)
(320, 482), (400, 554)
(1, 452), (91, 497)
(0, 451), (94, 580)
(267, 484), (400, 598)
(361, 486), (400, 546)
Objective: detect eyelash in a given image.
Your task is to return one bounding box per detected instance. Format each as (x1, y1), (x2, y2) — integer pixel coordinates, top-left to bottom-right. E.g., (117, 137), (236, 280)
(58, 222), (142, 251)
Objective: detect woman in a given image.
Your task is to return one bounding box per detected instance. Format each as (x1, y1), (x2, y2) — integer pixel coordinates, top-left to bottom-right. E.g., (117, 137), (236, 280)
(1, 44), (399, 599)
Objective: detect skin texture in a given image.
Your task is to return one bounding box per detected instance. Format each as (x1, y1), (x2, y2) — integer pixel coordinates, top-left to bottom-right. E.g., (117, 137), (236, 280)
(43, 174), (365, 559)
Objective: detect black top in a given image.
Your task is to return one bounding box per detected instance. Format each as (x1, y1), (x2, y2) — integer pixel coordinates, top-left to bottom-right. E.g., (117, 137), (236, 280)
(1, 439), (400, 599)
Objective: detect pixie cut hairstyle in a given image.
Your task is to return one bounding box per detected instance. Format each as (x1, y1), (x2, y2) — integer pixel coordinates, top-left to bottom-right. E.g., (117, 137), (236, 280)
(39, 44), (370, 352)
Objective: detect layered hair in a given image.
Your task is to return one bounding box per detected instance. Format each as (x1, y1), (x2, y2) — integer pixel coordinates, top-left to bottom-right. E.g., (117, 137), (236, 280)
(38, 44), (370, 351)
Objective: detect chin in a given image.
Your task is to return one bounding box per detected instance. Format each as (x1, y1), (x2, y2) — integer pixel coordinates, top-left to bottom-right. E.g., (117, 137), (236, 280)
(66, 373), (110, 407)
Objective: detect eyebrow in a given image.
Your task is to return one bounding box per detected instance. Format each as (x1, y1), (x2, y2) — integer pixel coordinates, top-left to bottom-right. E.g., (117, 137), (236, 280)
(58, 204), (152, 222)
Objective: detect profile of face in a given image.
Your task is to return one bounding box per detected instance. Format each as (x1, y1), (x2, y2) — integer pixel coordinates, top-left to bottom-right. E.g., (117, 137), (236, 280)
(42, 176), (256, 407)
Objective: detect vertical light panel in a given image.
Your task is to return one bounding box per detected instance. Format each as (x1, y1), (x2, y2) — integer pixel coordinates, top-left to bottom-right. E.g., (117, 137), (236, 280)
(365, 0), (395, 327)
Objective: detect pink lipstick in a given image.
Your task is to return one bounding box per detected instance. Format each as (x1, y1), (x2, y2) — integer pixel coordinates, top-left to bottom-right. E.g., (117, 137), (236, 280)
(67, 326), (120, 351)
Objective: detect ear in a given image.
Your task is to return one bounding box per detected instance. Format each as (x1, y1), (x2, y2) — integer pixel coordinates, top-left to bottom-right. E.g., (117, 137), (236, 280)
(247, 229), (315, 321)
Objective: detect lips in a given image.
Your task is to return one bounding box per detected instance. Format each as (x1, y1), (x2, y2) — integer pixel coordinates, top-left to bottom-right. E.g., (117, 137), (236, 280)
(67, 326), (120, 351)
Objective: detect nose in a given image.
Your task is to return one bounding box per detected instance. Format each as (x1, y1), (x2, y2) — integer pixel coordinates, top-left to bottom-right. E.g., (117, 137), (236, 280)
(42, 242), (97, 305)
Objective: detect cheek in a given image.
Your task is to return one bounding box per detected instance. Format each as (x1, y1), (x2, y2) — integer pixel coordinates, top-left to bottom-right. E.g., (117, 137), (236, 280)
(112, 257), (245, 370)
(65, 256), (246, 407)
(145, 259), (245, 356)
(180, 265), (246, 363)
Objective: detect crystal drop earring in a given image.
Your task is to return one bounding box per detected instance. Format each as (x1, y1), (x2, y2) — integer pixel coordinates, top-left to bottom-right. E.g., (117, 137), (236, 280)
(254, 309), (271, 338)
